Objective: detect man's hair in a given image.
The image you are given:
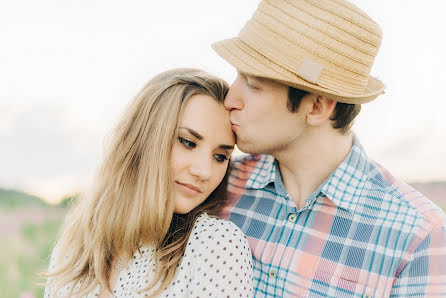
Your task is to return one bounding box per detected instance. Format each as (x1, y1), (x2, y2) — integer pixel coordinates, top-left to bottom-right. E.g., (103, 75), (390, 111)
(287, 86), (361, 134)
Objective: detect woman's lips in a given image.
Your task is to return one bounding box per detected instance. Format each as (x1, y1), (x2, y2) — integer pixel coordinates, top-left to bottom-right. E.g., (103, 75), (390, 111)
(175, 182), (202, 196)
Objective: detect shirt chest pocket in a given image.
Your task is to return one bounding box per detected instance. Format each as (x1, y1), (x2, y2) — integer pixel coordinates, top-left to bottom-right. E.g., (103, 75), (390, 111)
(295, 268), (387, 298)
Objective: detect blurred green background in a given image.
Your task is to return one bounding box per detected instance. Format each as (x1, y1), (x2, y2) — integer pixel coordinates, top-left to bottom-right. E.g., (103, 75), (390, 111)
(0, 189), (73, 298)
(0, 184), (445, 298)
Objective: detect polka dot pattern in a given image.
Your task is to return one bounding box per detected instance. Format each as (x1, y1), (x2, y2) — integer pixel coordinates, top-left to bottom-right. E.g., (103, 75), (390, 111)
(44, 213), (253, 297)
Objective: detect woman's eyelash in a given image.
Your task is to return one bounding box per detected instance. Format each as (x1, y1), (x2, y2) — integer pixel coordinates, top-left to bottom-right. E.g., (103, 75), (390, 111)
(178, 137), (195, 149)
(179, 136), (229, 163)
(214, 154), (229, 163)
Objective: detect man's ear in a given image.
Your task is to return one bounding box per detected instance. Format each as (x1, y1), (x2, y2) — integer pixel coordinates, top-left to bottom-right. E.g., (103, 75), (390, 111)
(306, 95), (337, 126)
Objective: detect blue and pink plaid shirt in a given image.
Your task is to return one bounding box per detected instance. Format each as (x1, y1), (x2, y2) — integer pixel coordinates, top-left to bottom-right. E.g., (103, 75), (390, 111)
(221, 137), (446, 297)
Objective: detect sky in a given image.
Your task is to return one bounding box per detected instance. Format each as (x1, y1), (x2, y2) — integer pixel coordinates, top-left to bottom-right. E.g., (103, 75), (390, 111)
(1, 0), (445, 203)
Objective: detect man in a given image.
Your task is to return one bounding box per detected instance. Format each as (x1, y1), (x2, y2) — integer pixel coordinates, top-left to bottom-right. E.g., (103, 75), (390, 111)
(212, 0), (446, 297)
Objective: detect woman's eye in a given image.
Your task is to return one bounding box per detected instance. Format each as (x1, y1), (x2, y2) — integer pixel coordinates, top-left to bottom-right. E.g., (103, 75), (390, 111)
(178, 137), (196, 149)
(214, 154), (229, 163)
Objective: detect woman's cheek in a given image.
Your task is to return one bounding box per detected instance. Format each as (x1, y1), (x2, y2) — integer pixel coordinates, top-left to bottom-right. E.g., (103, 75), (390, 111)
(214, 163), (228, 188)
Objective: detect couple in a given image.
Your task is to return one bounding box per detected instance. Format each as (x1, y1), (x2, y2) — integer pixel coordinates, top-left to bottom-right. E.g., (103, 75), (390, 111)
(45, 0), (446, 297)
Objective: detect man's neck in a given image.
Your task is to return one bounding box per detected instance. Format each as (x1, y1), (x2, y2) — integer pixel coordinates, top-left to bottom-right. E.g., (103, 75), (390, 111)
(274, 129), (353, 209)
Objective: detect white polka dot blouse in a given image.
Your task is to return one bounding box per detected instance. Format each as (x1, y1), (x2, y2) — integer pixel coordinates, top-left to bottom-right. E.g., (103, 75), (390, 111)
(44, 213), (253, 297)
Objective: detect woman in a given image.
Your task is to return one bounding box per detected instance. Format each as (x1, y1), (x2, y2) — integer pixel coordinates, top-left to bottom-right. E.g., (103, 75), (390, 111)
(44, 68), (253, 297)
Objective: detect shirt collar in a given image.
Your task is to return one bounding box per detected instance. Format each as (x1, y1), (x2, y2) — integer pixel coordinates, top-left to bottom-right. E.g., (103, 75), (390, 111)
(243, 136), (370, 213)
(319, 135), (370, 213)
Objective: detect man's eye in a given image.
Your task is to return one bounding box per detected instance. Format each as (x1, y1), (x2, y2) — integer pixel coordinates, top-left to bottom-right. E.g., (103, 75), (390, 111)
(247, 82), (260, 90)
(178, 137), (196, 149)
(214, 154), (229, 163)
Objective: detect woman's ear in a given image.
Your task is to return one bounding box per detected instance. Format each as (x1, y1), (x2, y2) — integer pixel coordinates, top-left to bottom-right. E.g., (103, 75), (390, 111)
(306, 95), (337, 126)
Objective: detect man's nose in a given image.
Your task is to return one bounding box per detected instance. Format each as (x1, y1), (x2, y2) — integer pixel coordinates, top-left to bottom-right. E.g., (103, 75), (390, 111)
(224, 79), (244, 111)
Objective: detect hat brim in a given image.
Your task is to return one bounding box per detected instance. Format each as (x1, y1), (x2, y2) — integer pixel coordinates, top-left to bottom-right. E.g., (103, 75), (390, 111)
(212, 38), (385, 104)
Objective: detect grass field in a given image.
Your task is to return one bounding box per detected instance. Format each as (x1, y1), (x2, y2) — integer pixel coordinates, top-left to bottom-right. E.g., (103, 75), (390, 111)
(0, 191), (67, 298)
(1, 217), (63, 298)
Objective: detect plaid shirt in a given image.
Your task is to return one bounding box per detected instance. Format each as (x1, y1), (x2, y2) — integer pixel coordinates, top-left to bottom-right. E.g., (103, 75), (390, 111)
(220, 137), (446, 297)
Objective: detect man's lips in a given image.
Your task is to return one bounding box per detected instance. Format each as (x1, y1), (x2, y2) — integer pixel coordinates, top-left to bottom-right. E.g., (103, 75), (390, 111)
(175, 181), (202, 195)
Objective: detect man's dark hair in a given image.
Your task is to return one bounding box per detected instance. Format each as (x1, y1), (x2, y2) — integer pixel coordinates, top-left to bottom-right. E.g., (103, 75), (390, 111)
(287, 86), (361, 134)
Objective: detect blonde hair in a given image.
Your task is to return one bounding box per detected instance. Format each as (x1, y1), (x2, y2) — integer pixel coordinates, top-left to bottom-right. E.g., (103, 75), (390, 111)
(44, 68), (229, 296)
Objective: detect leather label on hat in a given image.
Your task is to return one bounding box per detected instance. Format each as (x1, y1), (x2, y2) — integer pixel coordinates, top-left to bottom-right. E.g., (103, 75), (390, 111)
(297, 57), (323, 84)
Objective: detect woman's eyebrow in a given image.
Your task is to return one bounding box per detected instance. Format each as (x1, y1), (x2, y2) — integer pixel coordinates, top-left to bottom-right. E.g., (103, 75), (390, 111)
(219, 144), (234, 150)
(179, 127), (202, 140)
(179, 127), (234, 150)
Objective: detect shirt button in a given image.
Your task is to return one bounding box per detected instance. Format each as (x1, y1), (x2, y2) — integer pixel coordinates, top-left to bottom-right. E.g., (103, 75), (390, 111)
(288, 214), (297, 223)
(269, 269), (277, 278)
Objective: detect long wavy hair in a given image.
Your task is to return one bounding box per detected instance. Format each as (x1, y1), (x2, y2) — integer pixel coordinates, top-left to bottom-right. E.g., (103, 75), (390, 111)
(44, 68), (230, 297)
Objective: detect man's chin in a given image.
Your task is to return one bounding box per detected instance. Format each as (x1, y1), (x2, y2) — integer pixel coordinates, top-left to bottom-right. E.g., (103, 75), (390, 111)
(236, 141), (262, 155)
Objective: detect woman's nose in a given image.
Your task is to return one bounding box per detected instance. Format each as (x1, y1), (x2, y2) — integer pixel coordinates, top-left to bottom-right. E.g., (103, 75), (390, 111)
(188, 156), (213, 181)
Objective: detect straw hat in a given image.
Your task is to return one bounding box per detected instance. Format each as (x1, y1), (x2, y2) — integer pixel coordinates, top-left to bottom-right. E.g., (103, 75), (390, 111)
(212, 0), (385, 104)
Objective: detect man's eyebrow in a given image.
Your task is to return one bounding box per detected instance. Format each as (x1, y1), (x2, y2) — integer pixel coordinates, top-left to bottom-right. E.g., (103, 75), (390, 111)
(239, 72), (261, 82)
(239, 71), (251, 79)
(179, 127), (234, 150)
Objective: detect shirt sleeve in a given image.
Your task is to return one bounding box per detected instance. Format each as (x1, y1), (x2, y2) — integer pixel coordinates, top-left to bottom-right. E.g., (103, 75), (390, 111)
(390, 222), (446, 296)
(188, 219), (253, 297)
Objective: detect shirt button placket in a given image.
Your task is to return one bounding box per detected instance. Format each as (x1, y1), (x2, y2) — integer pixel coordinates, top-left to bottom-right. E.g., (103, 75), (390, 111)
(269, 269), (277, 278)
(288, 214), (297, 223)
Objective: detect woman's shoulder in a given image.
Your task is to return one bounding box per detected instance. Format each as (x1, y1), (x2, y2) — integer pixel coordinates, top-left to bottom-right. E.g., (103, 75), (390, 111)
(193, 213), (248, 240)
(189, 213), (251, 254)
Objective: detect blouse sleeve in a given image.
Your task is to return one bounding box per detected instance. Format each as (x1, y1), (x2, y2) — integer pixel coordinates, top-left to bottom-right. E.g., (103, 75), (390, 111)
(44, 244), (60, 298)
(188, 218), (253, 297)
(44, 243), (77, 298)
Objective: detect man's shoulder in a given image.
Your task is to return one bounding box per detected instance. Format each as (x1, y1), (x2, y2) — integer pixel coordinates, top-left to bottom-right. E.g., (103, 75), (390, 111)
(229, 153), (274, 179)
(230, 152), (271, 166)
(366, 159), (446, 229)
(219, 154), (275, 218)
